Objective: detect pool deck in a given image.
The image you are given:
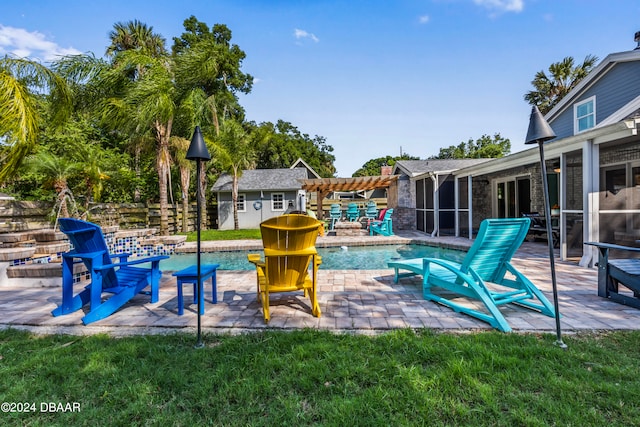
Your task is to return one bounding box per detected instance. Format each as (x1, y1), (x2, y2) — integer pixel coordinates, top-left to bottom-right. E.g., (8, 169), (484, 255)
(2, 230), (640, 337)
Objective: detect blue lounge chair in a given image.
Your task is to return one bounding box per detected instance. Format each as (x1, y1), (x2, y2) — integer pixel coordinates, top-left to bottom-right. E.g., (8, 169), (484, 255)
(388, 218), (556, 332)
(52, 218), (168, 325)
(370, 208), (393, 236)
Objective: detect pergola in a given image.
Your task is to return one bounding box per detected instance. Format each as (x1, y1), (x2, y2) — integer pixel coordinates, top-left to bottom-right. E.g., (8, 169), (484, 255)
(301, 175), (399, 219)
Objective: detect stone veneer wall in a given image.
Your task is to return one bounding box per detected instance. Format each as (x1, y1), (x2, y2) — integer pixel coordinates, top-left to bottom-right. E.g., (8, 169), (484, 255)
(392, 207), (415, 231)
(393, 174), (415, 230)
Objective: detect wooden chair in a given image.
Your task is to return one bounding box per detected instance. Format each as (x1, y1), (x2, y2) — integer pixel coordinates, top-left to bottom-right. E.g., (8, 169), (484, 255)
(388, 218), (556, 332)
(247, 214), (324, 323)
(52, 218), (168, 325)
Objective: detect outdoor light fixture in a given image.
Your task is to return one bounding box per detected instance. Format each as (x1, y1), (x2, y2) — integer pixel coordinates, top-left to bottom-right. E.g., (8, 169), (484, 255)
(525, 106), (567, 349)
(186, 126), (211, 348)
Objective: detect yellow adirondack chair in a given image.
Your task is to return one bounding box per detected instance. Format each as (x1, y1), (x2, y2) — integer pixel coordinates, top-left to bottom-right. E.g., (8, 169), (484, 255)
(247, 214), (323, 323)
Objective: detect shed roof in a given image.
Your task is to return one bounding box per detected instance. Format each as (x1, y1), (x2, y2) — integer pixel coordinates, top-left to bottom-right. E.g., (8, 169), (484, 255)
(211, 168), (307, 192)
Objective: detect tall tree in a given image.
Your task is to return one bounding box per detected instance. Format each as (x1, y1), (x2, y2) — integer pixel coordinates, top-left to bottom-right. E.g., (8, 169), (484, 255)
(107, 49), (176, 235)
(171, 16), (255, 229)
(430, 134), (511, 159)
(524, 55), (598, 114)
(352, 154), (419, 177)
(172, 16), (253, 124)
(55, 22), (176, 234)
(251, 120), (336, 177)
(0, 57), (71, 182)
(106, 20), (167, 58)
(105, 21), (168, 204)
(210, 119), (256, 230)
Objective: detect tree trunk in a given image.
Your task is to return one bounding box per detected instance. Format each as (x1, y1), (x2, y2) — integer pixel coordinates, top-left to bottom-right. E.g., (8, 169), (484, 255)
(199, 162), (207, 230)
(155, 119), (173, 236)
(180, 166), (190, 233)
(134, 145), (141, 202)
(232, 172), (239, 230)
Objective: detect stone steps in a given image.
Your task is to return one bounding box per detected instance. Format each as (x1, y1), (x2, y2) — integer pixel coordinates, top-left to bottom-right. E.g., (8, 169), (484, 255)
(0, 226), (186, 285)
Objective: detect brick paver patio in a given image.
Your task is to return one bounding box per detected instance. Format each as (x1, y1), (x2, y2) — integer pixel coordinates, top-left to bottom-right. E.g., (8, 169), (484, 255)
(2, 231), (639, 336)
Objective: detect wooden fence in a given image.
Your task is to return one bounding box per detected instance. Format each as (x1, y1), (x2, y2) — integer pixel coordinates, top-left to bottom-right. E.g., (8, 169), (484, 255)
(0, 200), (217, 234)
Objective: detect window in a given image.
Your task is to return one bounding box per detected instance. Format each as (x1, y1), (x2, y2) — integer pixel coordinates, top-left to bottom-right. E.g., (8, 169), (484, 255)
(236, 194), (246, 212)
(271, 193), (285, 211)
(574, 96), (595, 133)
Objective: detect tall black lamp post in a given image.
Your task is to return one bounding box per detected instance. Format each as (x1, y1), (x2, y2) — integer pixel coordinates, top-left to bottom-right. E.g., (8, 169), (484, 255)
(525, 106), (567, 349)
(186, 126), (211, 348)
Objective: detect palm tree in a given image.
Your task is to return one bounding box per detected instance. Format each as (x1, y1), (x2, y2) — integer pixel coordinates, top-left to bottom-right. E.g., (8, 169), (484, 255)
(27, 151), (79, 219)
(97, 50), (176, 234)
(105, 21), (168, 204)
(106, 20), (167, 58)
(55, 22), (177, 235)
(76, 143), (110, 208)
(210, 119), (255, 230)
(0, 57), (71, 182)
(524, 55), (598, 114)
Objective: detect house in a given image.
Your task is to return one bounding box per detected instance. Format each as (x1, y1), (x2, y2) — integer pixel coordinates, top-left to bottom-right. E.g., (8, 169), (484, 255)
(211, 168), (309, 230)
(392, 159), (493, 235)
(394, 36), (640, 266)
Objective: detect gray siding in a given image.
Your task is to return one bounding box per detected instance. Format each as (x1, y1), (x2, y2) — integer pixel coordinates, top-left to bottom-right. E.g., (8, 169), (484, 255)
(217, 190), (300, 230)
(550, 61), (640, 139)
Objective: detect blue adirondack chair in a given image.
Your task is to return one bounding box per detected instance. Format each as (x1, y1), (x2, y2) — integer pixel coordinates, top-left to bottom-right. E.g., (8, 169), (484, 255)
(364, 201), (378, 221)
(329, 204), (342, 230)
(388, 218), (556, 332)
(345, 203), (360, 222)
(52, 218), (169, 325)
(369, 208), (393, 236)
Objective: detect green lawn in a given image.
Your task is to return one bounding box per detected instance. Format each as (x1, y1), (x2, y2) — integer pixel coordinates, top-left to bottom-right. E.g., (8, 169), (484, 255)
(1, 328), (639, 426)
(183, 228), (261, 242)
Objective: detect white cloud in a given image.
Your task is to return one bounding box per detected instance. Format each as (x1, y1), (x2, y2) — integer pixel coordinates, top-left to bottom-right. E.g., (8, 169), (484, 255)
(0, 25), (81, 62)
(294, 28), (319, 43)
(472, 0), (524, 13)
(419, 15), (430, 24)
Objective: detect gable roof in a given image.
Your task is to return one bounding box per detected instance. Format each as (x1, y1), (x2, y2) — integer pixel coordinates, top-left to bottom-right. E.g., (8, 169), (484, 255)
(546, 49), (640, 123)
(290, 157), (321, 179)
(393, 159), (493, 178)
(211, 168), (307, 192)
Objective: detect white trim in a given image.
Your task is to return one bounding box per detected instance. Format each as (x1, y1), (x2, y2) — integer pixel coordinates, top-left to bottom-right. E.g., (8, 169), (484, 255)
(598, 94), (640, 127)
(290, 157), (321, 179)
(467, 175), (473, 239)
(546, 49), (640, 121)
(453, 119), (639, 178)
(237, 193), (246, 212)
(574, 96), (596, 134)
(271, 192), (285, 211)
(580, 141), (598, 267)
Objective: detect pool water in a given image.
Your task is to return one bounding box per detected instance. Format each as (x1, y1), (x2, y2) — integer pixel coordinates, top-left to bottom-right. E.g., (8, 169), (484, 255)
(162, 244), (466, 271)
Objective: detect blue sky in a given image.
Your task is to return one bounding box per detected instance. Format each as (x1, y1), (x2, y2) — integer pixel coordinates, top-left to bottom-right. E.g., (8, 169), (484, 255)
(2, 0), (640, 176)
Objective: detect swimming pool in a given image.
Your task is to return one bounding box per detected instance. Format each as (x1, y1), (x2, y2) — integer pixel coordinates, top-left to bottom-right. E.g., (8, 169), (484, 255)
(162, 244), (466, 271)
